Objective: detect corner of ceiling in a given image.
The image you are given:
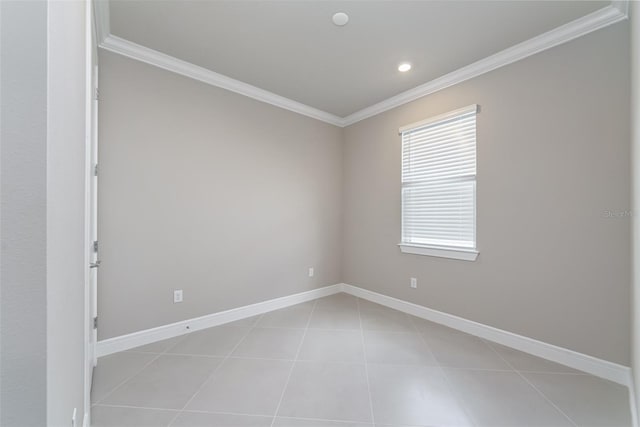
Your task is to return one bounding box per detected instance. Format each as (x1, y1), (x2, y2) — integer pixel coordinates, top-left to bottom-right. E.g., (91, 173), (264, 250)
(339, 1), (629, 127)
(93, 0), (628, 129)
(94, 0), (110, 46)
(610, 0), (630, 18)
(99, 32), (346, 126)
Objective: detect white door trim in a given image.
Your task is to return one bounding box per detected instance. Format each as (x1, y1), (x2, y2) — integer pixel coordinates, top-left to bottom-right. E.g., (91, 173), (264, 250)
(84, 0), (98, 424)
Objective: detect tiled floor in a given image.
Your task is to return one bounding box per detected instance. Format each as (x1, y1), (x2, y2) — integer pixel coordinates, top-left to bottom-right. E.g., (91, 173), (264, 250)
(91, 293), (631, 427)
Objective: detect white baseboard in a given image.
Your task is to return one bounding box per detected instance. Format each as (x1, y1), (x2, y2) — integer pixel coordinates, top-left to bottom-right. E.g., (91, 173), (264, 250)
(96, 281), (631, 388)
(340, 283), (632, 387)
(629, 379), (639, 427)
(96, 284), (342, 357)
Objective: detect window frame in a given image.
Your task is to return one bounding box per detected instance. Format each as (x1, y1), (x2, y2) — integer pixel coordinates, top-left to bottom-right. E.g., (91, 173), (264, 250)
(398, 104), (479, 262)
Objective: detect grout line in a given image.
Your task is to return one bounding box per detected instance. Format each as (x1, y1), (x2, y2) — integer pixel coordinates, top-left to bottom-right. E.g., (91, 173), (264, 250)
(98, 296), (596, 426)
(402, 311), (420, 333)
(481, 340), (588, 375)
(405, 315), (444, 367)
(122, 350), (171, 355)
(93, 334), (190, 405)
(168, 409), (273, 418)
(96, 404), (273, 418)
(431, 366), (519, 373)
(92, 403), (181, 412)
(361, 328), (424, 335)
(96, 403), (376, 425)
(93, 352), (160, 405)
(356, 297), (377, 425)
(256, 325), (362, 331)
(241, 326), (307, 330)
(97, 353), (532, 372)
(111, 353), (378, 365)
(167, 317), (263, 426)
(485, 341), (578, 427)
(174, 409), (273, 418)
(275, 414), (375, 425)
(514, 370), (591, 376)
(409, 315), (479, 427)
(155, 352), (236, 359)
(269, 298), (319, 427)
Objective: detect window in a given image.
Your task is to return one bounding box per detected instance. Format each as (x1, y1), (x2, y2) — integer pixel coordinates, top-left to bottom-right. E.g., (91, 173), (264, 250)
(399, 105), (478, 261)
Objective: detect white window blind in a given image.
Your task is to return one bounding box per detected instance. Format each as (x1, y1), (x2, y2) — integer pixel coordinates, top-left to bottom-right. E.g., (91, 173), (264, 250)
(400, 105), (477, 257)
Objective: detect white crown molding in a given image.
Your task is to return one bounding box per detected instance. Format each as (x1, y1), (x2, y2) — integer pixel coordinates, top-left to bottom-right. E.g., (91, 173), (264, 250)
(93, 0), (110, 45)
(611, 0), (630, 16)
(95, 1), (627, 128)
(99, 34), (345, 127)
(341, 2), (629, 126)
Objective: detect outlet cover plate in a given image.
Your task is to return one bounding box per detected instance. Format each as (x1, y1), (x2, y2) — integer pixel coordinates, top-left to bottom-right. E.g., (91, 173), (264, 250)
(174, 290), (183, 303)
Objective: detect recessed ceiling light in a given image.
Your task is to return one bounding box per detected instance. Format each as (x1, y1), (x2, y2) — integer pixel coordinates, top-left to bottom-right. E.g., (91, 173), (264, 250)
(398, 63), (412, 72)
(332, 12), (349, 26)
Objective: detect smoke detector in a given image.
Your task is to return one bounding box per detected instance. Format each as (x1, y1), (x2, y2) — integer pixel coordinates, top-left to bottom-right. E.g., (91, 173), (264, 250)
(332, 12), (349, 26)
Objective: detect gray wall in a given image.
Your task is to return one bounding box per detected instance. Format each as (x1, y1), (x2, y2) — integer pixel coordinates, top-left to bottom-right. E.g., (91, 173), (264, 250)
(0, 1), (48, 425)
(630, 0), (640, 415)
(1, 2), (89, 424)
(98, 19), (630, 366)
(98, 52), (343, 339)
(47, 1), (88, 425)
(342, 22), (631, 365)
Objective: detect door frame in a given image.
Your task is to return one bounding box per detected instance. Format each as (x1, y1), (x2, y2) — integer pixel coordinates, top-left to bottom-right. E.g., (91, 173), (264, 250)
(84, 0), (98, 424)
(89, 63), (99, 367)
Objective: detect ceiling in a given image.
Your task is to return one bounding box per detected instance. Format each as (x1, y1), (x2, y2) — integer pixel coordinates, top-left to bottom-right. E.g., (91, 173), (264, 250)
(107, 0), (610, 118)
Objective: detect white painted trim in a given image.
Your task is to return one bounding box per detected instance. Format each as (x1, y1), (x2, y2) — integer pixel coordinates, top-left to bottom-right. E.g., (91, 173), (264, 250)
(612, 0), (630, 17)
(341, 3), (628, 126)
(84, 0), (95, 423)
(398, 244), (479, 261)
(93, 0), (109, 45)
(398, 104), (478, 134)
(340, 284), (632, 386)
(99, 35), (345, 127)
(98, 282), (632, 386)
(630, 379), (639, 427)
(96, 284), (341, 357)
(93, 2), (627, 128)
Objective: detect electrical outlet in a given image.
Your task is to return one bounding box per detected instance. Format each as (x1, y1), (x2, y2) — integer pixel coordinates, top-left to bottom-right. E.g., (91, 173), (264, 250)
(308, 267), (314, 277)
(410, 278), (417, 289)
(173, 289), (183, 303)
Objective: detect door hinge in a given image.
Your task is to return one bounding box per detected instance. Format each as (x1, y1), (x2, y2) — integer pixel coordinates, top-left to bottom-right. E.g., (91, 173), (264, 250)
(95, 88), (99, 101)
(93, 240), (99, 253)
(93, 317), (98, 329)
(94, 164), (98, 176)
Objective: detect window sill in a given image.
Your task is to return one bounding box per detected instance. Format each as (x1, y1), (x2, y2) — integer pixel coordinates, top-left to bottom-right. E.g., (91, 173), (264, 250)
(398, 244), (479, 261)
